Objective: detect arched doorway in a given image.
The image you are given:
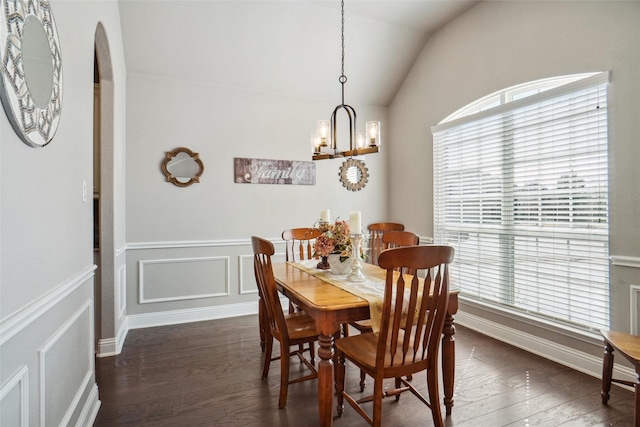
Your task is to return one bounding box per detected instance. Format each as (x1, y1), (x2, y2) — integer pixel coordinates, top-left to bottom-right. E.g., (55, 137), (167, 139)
(94, 23), (116, 355)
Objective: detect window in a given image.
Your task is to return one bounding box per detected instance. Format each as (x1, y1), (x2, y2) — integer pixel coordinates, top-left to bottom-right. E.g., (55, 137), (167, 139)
(432, 72), (610, 332)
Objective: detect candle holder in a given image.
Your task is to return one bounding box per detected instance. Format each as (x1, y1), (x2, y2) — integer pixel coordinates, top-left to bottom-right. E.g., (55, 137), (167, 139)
(347, 234), (366, 282)
(317, 256), (330, 270)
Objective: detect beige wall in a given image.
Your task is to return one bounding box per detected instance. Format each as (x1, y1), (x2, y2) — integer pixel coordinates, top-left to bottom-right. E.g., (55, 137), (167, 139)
(389, 0), (640, 348)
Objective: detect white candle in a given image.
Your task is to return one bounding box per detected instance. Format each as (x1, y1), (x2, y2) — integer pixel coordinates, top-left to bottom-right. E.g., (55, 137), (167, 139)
(320, 209), (330, 223)
(349, 211), (361, 234)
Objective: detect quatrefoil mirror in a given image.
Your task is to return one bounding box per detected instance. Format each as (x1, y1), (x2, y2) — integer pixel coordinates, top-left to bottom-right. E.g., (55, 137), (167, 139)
(161, 147), (204, 187)
(0, 0), (63, 148)
(339, 158), (369, 191)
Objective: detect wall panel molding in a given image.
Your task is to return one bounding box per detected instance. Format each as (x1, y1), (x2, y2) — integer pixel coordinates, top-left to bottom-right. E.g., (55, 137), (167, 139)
(238, 251), (285, 295)
(238, 254), (256, 295)
(39, 300), (93, 427)
(117, 265), (126, 321)
(631, 285), (640, 334)
(0, 365), (29, 427)
(138, 256), (230, 303)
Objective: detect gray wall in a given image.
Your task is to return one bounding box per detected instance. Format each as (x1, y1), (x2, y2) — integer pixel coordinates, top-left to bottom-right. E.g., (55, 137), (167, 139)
(0, 1), (127, 425)
(121, 4), (389, 328)
(389, 0), (640, 359)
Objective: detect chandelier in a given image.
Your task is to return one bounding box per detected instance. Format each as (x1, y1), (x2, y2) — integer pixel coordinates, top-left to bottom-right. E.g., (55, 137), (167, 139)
(311, 0), (381, 160)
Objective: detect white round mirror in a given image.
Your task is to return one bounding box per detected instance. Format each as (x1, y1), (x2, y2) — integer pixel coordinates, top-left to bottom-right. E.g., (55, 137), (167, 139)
(0, 0), (63, 148)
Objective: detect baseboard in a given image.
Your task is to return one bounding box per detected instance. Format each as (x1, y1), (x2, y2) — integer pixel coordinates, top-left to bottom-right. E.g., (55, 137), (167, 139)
(96, 337), (117, 358)
(77, 383), (100, 427)
(456, 310), (636, 389)
(126, 301), (258, 330)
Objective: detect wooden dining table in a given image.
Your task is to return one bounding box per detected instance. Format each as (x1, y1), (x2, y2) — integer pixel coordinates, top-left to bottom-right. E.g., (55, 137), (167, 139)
(272, 261), (459, 427)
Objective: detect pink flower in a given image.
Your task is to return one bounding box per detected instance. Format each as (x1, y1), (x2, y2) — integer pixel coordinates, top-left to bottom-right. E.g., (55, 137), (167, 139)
(313, 219), (352, 257)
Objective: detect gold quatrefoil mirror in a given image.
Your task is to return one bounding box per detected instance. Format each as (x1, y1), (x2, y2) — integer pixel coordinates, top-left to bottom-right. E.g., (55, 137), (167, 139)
(339, 158), (369, 191)
(161, 147), (204, 187)
(0, 0), (63, 148)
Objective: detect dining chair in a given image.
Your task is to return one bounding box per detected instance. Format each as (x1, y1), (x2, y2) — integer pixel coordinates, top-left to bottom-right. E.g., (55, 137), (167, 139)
(367, 222), (405, 266)
(278, 228), (322, 354)
(348, 231), (420, 338)
(335, 245), (454, 427)
(347, 230), (421, 390)
(258, 228), (322, 353)
(600, 329), (640, 425)
(282, 227), (322, 262)
(252, 236), (319, 408)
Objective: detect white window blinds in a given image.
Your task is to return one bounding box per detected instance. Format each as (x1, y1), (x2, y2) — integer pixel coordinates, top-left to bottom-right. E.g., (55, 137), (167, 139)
(432, 72), (610, 331)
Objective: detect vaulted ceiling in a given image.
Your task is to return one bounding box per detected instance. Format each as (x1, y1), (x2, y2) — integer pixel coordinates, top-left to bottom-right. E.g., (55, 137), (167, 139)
(118, 1), (479, 107)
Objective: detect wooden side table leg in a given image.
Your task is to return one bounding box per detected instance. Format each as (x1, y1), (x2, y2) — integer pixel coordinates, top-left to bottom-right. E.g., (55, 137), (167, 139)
(442, 313), (455, 415)
(601, 341), (614, 405)
(318, 333), (335, 427)
(634, 369), (640, 426)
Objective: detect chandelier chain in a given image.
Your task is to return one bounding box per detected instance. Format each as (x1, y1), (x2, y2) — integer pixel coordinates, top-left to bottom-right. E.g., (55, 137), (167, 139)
(340, 0), (346, 103)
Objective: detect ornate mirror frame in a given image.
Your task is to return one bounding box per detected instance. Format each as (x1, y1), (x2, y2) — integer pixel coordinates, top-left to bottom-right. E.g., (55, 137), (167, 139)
(0, 0), (63, 147)
(161, 147), (204, 187)
(339, 158), (369, 191)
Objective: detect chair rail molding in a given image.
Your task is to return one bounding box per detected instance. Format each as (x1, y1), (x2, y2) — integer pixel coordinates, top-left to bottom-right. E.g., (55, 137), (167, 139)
(610, 255), (640, 268)
(0, 265), (96, 346)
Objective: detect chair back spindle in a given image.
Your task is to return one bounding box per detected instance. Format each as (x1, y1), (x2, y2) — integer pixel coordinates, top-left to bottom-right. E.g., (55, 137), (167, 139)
(282, 228), (322, 262)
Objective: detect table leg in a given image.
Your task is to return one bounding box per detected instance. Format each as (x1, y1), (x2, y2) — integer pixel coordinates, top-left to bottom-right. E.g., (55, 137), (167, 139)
(442, 312), (455, 415)
(601, 341), (613, 404)
(317, 333), (335, 427)
(258, 297), (266, 352)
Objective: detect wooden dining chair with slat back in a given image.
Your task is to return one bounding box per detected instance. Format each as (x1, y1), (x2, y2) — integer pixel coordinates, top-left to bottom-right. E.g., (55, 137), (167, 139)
(348, 230), (420, 390)
(282, 227), (322, 262)
(252, 236), (319, 409)
(257, 228), (322, 353)
(367, 222), (405, 266)
(275, 228), (322, 355)
(335, 245), (454, 427)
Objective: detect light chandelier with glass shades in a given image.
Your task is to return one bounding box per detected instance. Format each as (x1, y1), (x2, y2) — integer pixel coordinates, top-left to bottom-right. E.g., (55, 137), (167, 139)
(311, 0), (381, 161)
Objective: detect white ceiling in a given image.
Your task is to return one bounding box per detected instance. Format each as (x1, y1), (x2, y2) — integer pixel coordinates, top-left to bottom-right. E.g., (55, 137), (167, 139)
(118, 0), (479, 107)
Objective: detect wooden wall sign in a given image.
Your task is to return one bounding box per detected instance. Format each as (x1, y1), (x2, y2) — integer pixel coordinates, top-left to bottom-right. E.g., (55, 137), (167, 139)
(234, 158), (316, 185)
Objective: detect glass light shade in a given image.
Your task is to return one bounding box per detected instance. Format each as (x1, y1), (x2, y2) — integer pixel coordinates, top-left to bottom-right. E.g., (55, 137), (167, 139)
(311, 133), (321, 153)
(316, 120), (330, 147)
(366, 121), (381, 147)
(356, 132), (367, 149)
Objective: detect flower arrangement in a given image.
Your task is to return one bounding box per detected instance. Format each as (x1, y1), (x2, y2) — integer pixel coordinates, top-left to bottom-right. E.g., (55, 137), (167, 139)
(314, 220), (352, 261)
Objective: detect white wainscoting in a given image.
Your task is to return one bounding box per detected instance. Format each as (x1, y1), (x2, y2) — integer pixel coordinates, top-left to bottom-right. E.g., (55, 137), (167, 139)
(0, 266), (96, 346)
(39, 300), (94, 427)
(0, 365), (29, 427)
(0, 266), (98, 427)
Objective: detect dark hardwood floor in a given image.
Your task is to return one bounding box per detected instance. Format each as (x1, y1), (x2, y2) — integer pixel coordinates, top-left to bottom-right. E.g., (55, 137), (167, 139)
(94, 315), (634, 426)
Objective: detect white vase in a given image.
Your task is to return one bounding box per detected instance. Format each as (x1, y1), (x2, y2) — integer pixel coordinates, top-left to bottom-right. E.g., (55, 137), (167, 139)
(328, 254), (352, 275)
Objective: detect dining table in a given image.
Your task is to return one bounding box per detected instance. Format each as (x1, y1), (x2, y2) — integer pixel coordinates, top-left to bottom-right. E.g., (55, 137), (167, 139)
(271, 260), (459, 427)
